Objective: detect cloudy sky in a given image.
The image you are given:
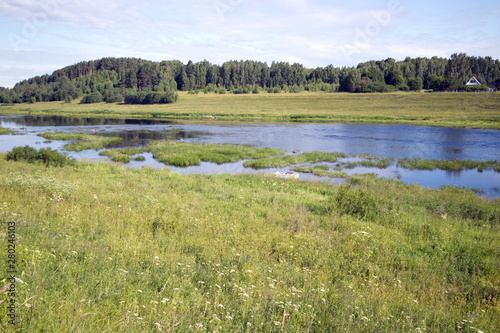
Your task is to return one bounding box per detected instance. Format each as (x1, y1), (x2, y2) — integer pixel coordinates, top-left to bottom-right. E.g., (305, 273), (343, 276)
(0, 0), (499, 87)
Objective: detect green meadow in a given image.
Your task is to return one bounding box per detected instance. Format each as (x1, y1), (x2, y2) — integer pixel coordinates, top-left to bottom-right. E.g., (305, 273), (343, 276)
(0, 155), (499, 332)
(1, 91), (500, 129)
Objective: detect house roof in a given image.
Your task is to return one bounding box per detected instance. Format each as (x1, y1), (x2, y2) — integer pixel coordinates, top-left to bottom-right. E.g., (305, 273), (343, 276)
(465, 76), (481, 86)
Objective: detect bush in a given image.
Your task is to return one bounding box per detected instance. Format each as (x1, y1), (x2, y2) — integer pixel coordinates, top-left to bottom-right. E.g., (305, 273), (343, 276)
(463, 85), (489, 92)
(103, 90), (124, 103)
(6, 146), (74, 167)
(333, 184), (380, 221)
(124, 91), (178, 104)
(80, 92), (103, 104)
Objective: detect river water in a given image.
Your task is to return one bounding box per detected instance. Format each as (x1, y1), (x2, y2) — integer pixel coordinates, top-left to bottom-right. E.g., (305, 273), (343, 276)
(1, 115), (499, 197)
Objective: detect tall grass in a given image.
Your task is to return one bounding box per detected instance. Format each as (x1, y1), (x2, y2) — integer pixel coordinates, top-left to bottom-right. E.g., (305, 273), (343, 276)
(0, 156), (498, 332)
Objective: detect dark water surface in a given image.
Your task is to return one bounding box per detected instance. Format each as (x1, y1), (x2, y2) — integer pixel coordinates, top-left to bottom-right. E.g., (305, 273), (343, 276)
(1, 115), (499, 197)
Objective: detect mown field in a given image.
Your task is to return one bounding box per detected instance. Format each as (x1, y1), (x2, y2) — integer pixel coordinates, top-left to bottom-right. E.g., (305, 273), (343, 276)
(1, 91), (500, 129)
(0, 156), (499, 332)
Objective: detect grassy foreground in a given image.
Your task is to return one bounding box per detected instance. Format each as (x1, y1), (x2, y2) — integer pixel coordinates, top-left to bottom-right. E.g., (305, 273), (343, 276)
(0, 156), (499, 332)
(2, 91), (500, 129)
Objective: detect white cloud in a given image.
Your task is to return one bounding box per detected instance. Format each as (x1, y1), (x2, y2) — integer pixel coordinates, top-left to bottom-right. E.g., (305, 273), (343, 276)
(0, 0), (499, 87)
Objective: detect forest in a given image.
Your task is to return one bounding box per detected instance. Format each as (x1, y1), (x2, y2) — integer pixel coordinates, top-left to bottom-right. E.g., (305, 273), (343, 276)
(0, 53), (499, 104)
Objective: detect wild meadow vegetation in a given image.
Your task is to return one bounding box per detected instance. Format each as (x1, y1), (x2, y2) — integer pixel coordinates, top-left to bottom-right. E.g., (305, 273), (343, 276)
(2, 91), (500, 129)
(0, 155), (498, 332)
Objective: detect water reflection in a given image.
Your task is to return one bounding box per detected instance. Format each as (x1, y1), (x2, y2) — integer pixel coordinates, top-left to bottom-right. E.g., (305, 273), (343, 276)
(0, 115), (175, 127)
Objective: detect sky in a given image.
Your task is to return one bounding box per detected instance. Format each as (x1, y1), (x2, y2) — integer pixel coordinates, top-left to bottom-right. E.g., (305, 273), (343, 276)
(0, 0), (499, 87)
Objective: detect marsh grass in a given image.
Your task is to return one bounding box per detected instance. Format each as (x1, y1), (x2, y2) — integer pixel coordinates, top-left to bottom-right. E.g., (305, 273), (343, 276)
(293, 165), (348, 178)
(342, 156), (395, 169)
(0, 127), (13, 135)
(99, 148), (147, 163)
(0, 156), (499, 332)
(147, 141), (284, 167)
(244, 151), (348, 169)
(39, 132), (122, 151)
(398, 158), (500, 172)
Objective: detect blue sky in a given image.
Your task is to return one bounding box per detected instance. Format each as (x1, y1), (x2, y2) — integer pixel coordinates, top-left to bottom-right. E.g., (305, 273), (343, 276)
(0, 0), (499, 87)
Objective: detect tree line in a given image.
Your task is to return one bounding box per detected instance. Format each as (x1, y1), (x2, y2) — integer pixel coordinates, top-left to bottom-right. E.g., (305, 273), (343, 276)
(1, 53), (499, 104)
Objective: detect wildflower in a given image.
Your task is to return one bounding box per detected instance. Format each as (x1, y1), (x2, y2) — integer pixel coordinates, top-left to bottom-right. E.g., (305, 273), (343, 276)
(138, 290), (143, 293)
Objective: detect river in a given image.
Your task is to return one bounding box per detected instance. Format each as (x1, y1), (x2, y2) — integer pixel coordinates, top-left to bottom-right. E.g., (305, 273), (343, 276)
(1, 115), (499, 198)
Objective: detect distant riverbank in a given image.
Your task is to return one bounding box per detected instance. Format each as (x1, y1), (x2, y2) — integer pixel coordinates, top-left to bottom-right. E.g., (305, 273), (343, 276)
(1, 91), (499, 129)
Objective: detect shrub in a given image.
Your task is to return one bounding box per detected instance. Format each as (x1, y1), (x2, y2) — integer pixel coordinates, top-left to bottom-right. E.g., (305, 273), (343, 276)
(333, 184), (380, 221)
(124, 91), (178, 104)
(6, 146), (74, 167)
(80, 92), (103, 104)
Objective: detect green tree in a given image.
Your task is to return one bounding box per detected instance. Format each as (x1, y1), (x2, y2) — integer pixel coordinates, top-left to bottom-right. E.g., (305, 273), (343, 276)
(407, 77), (423, 91)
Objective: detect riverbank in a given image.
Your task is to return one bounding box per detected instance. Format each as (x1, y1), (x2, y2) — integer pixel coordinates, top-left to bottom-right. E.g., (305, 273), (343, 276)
(1, 91), (500, 129)
(0, 156), (499, 331)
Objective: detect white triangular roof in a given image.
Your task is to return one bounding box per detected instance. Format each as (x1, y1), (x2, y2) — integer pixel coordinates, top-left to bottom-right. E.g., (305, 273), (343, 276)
(465, 76), (481, 86)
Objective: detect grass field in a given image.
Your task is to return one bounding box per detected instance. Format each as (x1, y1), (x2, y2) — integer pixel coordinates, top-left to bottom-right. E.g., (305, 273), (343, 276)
(0, 156), (499, 332)
(1, 91), (500, 129)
